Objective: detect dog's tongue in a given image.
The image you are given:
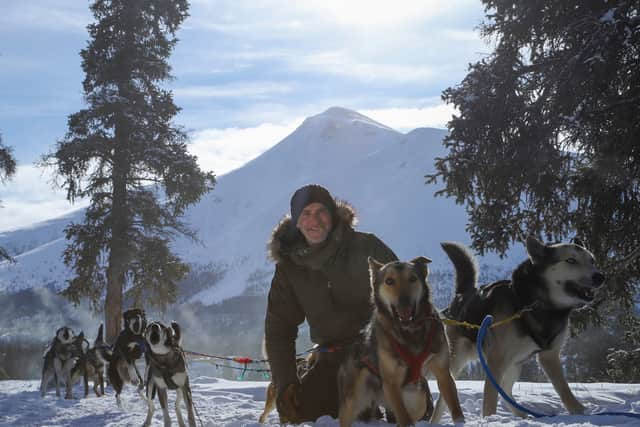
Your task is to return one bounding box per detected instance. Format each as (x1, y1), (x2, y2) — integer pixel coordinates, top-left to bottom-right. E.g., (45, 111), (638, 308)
(398, 307), (413, 322)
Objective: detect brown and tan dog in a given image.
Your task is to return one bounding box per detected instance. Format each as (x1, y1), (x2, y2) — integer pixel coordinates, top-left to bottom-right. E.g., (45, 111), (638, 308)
(337, 257), (464, 427)
(259, 352), (317, 423)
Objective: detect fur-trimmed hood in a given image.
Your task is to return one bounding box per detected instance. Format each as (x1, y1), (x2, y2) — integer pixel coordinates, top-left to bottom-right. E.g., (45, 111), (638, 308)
(268, 199), (358, 263)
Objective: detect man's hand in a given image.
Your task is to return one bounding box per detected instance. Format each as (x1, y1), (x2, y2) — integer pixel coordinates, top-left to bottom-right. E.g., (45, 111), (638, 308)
(276, 382), (302, 423)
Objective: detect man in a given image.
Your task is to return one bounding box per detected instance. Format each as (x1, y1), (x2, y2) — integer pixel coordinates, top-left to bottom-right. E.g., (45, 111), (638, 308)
(265, 184), (397, 423)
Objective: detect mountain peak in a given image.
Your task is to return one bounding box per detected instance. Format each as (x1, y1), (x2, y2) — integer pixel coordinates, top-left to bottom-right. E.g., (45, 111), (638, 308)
(319, 106), (366, 119)
(304, 106), (394, 131)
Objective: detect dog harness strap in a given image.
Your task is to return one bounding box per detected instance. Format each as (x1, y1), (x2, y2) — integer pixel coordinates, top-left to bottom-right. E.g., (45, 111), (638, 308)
(389, 321), (437, 385)
(361, 355), (380, 378)
(148, 348), (185, 390)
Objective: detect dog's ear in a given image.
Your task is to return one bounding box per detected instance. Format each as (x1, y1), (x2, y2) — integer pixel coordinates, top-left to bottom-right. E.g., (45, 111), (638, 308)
(526, 235), (547, 263)
(368, 257), (384, 284)
(571, 237), (586, 248)
(410, 256), (432, 281)
(170, 321), (182, 347)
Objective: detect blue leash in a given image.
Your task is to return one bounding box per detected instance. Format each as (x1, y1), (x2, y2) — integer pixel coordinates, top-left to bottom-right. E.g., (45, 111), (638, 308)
(477, 315), (640, 420)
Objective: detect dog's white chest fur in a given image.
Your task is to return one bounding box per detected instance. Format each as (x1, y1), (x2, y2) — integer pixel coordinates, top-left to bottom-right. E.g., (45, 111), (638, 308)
(151, 371), (187, 389)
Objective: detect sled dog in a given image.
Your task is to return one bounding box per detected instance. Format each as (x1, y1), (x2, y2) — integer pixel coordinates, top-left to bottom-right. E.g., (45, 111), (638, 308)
(71, 323), (110, 397)
(432, 236), (605, 421)
(143, 320), (196, 427)
(337, 257), (464, 427)
(107, 308), (147, 406)
(40, 327), (84, 399)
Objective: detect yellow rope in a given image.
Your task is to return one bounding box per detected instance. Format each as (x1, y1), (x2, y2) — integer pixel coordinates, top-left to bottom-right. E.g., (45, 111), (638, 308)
(440, 306), (534, 330)
(440, 318), (484, 330)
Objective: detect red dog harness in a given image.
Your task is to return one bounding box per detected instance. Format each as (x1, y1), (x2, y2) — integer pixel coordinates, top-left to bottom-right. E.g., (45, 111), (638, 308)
(362, 321), (437, 385)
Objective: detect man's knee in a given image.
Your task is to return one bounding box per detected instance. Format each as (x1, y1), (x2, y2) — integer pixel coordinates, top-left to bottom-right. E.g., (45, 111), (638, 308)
(276, 356), (342, 423)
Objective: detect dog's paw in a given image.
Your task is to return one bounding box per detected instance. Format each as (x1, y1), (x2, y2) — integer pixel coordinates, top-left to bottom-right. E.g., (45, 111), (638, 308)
(452, 415), (465, 424)
(568, 402), (586, 415)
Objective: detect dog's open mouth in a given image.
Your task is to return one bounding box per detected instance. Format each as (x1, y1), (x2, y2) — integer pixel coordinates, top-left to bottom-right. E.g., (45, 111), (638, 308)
(148, 328), (161, 345)
(392, 305), (416, 324)
(566, 281), (595, 302)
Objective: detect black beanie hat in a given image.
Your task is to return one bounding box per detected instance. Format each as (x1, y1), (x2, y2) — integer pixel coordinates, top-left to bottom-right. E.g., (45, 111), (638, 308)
(290, 184), (337, 226)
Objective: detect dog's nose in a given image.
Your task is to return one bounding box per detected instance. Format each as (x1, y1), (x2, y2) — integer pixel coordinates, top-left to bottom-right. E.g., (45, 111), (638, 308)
(398, 294), (411, 307)
(592, 272), (605, 287)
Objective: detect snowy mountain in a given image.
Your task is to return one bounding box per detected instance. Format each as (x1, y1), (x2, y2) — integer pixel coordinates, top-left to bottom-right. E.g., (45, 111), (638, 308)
(0, 106), (519, 303)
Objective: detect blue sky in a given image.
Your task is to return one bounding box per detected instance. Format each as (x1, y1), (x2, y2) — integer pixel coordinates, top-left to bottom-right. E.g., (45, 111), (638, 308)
(0, 0), (488, 231)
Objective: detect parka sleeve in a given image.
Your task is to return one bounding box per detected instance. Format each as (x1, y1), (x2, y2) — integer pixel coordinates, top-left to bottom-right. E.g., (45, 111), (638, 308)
(264, 263), (305, 394)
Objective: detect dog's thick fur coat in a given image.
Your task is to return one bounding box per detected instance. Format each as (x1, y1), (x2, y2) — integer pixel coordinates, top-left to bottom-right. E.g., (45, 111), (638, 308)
(338, 257), (464, 427)
(143, 321), (196, 427)
(40, 327), (84, 399)
(107, 308), (147, 406)
(70, 323), (110, 397)
(432, 236), (605, 422)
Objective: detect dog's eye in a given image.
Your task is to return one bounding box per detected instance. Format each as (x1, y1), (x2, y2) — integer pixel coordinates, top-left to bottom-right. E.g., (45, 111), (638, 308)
(409, 275), (417, 283)
(384, 278), (395, 286)
(566, 258), (577, 264)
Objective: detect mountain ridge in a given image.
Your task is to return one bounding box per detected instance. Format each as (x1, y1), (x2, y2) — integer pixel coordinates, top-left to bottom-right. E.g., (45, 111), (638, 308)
(0, 106), (518, 303)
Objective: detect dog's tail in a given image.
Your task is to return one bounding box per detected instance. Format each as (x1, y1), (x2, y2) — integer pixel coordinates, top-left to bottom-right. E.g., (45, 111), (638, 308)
(94, 324), (113, 363)
(441, 241), (478, 294)
(261, 335), (268, 360)
(94, 324), (104, 346)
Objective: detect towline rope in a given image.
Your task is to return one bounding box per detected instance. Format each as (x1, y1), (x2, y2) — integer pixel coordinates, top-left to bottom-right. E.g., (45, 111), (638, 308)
(440, 305), (535, 330)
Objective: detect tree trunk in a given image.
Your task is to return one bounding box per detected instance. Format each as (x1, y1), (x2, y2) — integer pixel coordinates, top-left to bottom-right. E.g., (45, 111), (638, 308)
(105, 262), (124, 344)
(105, 183), (128, 342)
(105, 128), (130, 344)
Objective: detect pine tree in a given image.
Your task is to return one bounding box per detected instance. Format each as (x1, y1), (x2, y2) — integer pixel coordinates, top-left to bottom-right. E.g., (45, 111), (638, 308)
(427, 1), (640, 328)
(43, 0), (215, 342)
(0, 133), (17, 262)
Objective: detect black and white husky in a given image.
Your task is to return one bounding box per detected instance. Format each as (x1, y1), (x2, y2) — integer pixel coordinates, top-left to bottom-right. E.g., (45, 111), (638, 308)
(40, 327), (84, 399)
(108, 308), (147, 406)
(143, 321), (196, 427)
(432, 236), (605, 421)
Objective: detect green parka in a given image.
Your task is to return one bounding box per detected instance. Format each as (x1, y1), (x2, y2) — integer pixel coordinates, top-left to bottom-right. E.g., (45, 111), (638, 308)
(264, 200), (397, 392)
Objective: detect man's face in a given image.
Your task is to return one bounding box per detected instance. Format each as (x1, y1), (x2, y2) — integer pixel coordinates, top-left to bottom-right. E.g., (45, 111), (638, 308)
(296, 202), (333, 245)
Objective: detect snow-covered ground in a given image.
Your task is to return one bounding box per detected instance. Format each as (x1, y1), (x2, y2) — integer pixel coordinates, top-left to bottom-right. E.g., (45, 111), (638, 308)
(1, 376), (639, 426)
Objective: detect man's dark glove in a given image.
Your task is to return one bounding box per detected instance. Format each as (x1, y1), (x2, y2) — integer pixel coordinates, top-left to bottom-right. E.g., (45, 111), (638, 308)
(276, 382), (302, 423)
